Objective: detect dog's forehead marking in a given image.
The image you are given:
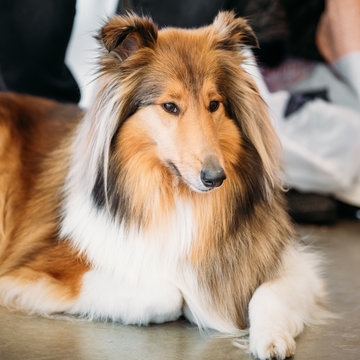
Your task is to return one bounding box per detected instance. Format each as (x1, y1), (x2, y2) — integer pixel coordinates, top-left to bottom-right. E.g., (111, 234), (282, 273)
(154, 28), (214, 95)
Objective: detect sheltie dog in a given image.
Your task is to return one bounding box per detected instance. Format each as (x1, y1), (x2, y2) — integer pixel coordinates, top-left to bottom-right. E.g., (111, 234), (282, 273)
(0, 11), (326, 359)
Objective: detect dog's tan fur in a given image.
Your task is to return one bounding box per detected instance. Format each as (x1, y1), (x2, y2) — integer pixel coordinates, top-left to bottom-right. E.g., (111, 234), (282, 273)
(0, 12), (325, 359)
(0, 94), (89, 309)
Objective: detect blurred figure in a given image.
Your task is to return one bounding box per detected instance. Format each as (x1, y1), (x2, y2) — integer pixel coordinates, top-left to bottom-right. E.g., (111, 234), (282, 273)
(0, 0), (80, 103)
(316, 0), (360, 63)
(245, 0), (360, 222)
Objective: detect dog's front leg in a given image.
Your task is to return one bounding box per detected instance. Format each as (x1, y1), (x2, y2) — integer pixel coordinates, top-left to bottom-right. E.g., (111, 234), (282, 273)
(248, 244), (326, 360)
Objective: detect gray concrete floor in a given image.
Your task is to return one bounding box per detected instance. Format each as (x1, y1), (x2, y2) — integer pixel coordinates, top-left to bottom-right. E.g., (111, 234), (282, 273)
(0, 220), (359, 360)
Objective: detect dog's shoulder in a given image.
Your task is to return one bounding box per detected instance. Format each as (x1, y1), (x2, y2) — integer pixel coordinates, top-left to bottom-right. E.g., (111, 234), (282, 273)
(0, 92), (83, 138)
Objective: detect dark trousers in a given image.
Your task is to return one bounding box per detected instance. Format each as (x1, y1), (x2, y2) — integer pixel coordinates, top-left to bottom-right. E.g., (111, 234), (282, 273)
(0, 0), (80, 103)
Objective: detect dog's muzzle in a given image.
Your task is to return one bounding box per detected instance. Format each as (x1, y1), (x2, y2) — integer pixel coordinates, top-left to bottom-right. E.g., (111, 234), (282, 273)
(200, 156), (226, 189)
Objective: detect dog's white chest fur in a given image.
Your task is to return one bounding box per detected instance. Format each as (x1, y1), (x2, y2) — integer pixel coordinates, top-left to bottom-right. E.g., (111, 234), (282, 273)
(61, 191), (194, 324)
(70, 268), (184, 324)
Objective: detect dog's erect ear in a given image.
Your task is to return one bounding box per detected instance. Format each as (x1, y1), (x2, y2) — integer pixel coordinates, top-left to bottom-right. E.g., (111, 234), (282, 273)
(98, 14), (158, 61)
(212, 11), (259, 49)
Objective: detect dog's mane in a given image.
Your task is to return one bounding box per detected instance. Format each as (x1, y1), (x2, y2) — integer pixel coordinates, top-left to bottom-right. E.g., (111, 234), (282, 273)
(62, 12), (293, 328)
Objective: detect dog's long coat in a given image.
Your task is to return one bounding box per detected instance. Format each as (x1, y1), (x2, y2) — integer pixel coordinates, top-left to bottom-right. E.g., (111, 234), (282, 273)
(0, 12), (326, 359)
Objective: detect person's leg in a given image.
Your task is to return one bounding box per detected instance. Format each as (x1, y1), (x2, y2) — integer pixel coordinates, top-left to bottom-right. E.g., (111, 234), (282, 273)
(0, 0), (80, 103)
(316, 0), (360, 63)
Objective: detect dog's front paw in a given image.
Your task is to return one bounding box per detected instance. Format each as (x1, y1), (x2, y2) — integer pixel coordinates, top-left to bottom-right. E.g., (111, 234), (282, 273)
(249, 329), (296, 360)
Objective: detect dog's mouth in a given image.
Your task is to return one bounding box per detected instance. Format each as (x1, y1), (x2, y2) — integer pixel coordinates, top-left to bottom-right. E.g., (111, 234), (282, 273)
(166, 161), (219, 193)
(167, 161), (182, 178)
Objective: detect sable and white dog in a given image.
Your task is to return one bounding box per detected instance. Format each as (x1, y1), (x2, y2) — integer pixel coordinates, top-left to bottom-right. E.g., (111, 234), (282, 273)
(0, 12), (326, 359)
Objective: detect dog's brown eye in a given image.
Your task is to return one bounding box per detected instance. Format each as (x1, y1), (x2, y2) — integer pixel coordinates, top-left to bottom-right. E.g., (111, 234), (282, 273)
(209, 100), (220, 113)
(162, 103), (180, 115)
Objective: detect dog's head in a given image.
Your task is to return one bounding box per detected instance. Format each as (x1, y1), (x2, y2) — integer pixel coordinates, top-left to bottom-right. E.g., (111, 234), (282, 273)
(91, 11), (280, 219)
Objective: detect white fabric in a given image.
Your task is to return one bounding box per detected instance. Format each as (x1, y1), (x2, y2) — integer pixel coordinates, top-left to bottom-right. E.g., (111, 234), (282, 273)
(243, 50), (360, 206)
(333, 52), (360, 105)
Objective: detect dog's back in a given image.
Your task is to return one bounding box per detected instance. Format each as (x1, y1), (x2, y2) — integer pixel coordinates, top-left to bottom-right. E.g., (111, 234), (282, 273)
(0, 93), (83, 275)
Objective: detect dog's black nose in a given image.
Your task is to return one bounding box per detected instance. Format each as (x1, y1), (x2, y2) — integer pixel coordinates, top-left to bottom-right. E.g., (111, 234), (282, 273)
(200, 157), (226, 189)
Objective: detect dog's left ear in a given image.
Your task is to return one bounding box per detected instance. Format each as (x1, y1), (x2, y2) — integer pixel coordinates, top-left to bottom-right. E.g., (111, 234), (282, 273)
(98, 14), (158, 61)
(212, 11), (259, 49)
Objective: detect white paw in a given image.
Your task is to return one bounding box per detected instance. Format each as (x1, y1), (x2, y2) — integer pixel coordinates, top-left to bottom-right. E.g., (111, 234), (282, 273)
(249, 329), (296, 359)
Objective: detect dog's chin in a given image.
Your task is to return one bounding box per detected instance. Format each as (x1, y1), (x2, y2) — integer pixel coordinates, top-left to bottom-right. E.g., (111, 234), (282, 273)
(185, 181), (217, 194)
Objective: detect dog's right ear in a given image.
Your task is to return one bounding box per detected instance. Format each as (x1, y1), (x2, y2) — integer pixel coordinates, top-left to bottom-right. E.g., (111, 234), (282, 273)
(98, 14), (158, 61)
(212, 11), (259, 50)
